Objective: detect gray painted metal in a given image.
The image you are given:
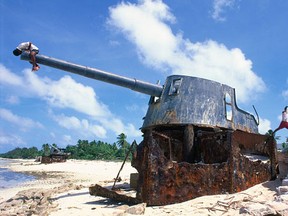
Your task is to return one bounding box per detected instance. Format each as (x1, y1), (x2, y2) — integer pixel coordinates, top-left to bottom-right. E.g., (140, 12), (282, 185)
(20, 53), (163, 97)
(20, 53), (258, 133)
(142, 75), (259, 133)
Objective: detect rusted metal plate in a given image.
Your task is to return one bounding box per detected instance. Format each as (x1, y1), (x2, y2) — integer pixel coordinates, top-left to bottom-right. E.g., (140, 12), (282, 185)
(40, 155), (68, 164)
(229, 131), (277, 192)
(132, 128), (277, 206)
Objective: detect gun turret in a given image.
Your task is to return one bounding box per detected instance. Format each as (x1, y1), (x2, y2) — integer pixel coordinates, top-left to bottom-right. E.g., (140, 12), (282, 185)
(21, 53), (163, 97)
(18, 51), (277, 206)
(20, 52), (258, 133)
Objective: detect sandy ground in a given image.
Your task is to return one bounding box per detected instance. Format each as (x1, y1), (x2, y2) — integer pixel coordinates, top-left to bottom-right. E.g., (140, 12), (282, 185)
(1, 158), (288, 216)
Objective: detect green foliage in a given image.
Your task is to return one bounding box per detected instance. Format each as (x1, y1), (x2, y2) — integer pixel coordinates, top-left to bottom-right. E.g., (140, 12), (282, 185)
(116, 133), (130, 159)
(0, 133), (133, 161)
(41, 143), (51, 156)
(67, 139), (127, 160)
(0, 146), (39, 159)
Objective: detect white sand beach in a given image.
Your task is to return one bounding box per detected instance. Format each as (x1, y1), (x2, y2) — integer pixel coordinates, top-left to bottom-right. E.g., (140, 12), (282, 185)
(0, 159), (288, 216)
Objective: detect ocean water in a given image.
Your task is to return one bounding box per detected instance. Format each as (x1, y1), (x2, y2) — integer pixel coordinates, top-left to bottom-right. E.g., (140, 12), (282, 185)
(0, 159), (36, 189)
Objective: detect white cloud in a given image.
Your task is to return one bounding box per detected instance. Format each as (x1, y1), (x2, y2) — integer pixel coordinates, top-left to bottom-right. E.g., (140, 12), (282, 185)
(211, 0), (235, 21)
(1, 66), (141, 140)
(23, 71), (110, 117)
(51, 112), (142, 140)
(0, 133), (25, 146)
(0, 108), (43, 131)
(258, 117), (271, 134)
(182, 40), (266, 102)
(125, 123), (142, 137)
(26, 72), (143, 139)
(108, 0), (176, 71)
(100, 118), (142, 138)
(0, 64), (23, 86)
(108, 0), (266, 104)
(52, 113), (107, 138)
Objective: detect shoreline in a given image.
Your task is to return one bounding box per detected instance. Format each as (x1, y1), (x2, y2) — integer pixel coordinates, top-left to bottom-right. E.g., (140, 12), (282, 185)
(0, 158), (137, 215)
(0, 158), (135, 197)
(0, 159), (287, 215)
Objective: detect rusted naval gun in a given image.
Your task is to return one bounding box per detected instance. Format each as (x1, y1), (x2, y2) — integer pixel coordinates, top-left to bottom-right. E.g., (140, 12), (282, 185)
(41, 144), (70, 164)
(20, 53), (277, 206)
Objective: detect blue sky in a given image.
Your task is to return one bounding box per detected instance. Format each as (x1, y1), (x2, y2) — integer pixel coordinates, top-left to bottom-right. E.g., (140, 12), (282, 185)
(0, 0), (287, 153)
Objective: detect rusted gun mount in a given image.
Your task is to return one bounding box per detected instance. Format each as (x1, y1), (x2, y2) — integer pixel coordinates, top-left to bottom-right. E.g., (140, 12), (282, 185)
(132, 129), (276, 205)
(20, 53), (277, 206)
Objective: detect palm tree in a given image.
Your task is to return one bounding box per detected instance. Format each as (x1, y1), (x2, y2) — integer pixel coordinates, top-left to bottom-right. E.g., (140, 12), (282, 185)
(42, 143), (51, 156)
(116, 133), (129, 156)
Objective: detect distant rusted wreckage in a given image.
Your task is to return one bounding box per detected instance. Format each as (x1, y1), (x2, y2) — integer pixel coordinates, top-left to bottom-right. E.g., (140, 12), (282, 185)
(20, 53), (277, 206)
(40, 145), (70, 164)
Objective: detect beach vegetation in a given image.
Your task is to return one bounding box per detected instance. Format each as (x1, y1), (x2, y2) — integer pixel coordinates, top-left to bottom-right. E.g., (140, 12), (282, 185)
(0, 133), (135, 161)
(0, 147), (39, 159)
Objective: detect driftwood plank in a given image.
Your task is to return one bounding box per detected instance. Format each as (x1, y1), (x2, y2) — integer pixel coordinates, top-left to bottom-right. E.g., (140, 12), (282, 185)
(89, 184), (140, 205)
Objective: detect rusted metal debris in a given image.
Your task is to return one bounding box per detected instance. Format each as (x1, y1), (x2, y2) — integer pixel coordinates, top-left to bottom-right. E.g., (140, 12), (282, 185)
(131, 129), (277, 206)
(89, 129), (277, 206)
(40, 155), (68, 164)
(89, 184), (139, 205)
(41, 145), (70, 164)
(112, 141), (137, 190)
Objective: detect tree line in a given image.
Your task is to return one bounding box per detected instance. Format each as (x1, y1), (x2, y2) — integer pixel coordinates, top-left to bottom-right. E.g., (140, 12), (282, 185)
(1, 131), (287, 160)
(0, 133), (135, 161)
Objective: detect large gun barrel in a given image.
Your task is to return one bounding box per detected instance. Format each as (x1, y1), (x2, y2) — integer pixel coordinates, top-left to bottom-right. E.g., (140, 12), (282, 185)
(21, 53), (163, 97)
